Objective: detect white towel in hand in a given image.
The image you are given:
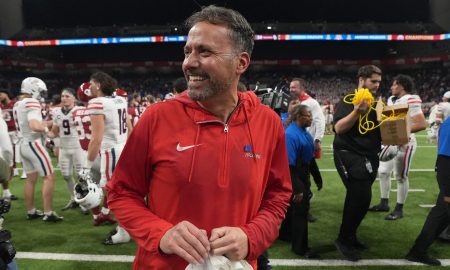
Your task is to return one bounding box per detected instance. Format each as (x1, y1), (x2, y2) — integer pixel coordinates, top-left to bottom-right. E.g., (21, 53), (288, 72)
(185, 255), (253, 270)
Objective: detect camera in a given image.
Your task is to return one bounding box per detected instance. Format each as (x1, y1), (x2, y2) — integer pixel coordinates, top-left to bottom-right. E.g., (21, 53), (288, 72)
(254, 84), (291, 113)
(0, 199), (16, 270)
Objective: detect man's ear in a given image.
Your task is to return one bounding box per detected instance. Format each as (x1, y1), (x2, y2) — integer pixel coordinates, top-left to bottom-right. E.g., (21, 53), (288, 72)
(236, 52), (250, 75)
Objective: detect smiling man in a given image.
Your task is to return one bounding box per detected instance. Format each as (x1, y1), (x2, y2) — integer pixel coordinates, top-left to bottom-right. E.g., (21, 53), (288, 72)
(106, 5), (292, 270)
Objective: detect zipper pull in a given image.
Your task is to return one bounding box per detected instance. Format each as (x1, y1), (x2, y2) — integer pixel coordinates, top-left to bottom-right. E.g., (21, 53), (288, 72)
(224, 124), (229, 133)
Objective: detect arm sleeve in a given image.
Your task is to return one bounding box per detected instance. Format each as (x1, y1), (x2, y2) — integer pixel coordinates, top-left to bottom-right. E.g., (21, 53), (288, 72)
(310, 100), (325, 141)
(0, 119), (13, 166)
(285, 131), (298, 166)
(87, 98), (106, 115)
(332, 100), (351, 131)
(407, 95), (423, 117)
(240, 122), (292, 260)
(25, 99), (43, 121)
(106, 108), (173, 255)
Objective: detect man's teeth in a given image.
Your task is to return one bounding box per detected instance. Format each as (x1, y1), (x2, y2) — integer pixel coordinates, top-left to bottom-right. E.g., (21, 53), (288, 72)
(189, 76), (206, 81)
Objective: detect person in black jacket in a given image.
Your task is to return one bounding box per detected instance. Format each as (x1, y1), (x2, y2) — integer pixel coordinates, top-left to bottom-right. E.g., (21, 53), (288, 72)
(333, 65), (382, 261)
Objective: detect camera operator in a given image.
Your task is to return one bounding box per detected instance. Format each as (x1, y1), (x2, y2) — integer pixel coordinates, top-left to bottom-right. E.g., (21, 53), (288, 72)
(0, 110), (18, 270)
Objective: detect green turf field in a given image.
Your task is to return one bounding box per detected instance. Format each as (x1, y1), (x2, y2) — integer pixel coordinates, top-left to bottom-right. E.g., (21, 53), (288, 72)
(5, 131), (449, 269)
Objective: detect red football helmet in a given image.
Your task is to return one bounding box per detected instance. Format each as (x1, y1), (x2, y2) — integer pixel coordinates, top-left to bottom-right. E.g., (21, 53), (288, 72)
(77, 82), (92, 102)
(114, 88), (128, 98)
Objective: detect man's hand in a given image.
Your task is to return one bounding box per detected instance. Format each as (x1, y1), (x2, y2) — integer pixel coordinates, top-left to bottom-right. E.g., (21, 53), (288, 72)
(444, 196), (450, 203)
(314, 140), (321, 152)
(209, 227), (249, 261)
(292, 192), (304, 204)
(353, 100), (369, 115)
(288, 100), (300, 113)
(159, 221), (210, 265)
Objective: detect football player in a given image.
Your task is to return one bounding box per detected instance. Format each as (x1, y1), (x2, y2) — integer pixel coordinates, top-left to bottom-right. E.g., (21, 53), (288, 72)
(79, 72), (131, 244)
(0, 89), (18, 200)
(47, 88), (84, 211)
(369, 74), (427, 220)
(72, 83), (106, 219)
(13, 77), (63, 222)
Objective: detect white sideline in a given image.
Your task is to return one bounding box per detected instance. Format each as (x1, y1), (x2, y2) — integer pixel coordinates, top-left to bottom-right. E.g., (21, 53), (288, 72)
(15, 252), (450, 266)
(321, 169), (434, 172)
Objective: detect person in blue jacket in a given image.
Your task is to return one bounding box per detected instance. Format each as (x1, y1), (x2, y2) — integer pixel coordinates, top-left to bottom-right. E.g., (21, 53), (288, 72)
(406, 116), (450, 266)
(279, 104), (317, 257)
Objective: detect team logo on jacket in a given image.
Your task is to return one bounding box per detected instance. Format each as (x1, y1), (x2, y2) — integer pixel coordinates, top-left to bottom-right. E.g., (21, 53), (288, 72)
(244, 144), (261, 159)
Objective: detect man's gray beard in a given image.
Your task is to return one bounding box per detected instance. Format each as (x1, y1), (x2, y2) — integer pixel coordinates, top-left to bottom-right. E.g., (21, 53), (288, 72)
(187, 80), (231, 101)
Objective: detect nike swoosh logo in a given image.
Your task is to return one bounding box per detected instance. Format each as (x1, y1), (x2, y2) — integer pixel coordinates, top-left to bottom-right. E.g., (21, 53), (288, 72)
(176, 143), (202, 152)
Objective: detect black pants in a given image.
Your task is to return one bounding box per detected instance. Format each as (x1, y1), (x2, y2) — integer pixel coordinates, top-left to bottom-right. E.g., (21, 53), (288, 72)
(279, 180), (310, 255)
(257, 250), (271, 270)
(410, 156), (450, 253)
(334, 150), (378, 244)
(310, 158), (323, 189)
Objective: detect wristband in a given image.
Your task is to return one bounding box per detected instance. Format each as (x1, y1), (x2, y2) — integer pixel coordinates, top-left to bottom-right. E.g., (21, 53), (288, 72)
(85, 160), (93, 169)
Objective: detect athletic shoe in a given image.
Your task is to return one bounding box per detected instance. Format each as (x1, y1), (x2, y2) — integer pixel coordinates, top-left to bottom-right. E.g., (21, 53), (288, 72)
(7, 195), (18, 201)
(385, 210), (403, 221)
(43, 212), (64, 222)
(27, 210), (44, 220)
(307, 213), (318, 223)
(93, 213), (116, 226)
(405, 252), (441, 266)
(13, 168), (19, 176)
(103, 227), (130, 245)
(368, 203), (389, 212)
(352, 239), (369, 250)
(334, 239), (360, 262)
(61, 200), (78, 211)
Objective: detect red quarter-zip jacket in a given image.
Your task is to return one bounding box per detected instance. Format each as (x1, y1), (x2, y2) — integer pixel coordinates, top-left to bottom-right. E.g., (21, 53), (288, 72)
(106, 90), (292, 269)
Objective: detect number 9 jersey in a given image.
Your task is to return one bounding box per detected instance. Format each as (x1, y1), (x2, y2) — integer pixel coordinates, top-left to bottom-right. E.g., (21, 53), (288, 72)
(87, 96), (128, 150)
(52, 106), (82, 148)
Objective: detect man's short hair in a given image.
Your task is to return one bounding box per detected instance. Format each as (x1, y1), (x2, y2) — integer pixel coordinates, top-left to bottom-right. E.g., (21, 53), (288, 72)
(173, 78), (187, 94)
(185, 5), (255, 56)
(291, 77), (307, 88)
(357, 65), (382, 79)
(393, 74), (414, 93)
(61, 87), (76, 97)
(90, 72), (118, 96)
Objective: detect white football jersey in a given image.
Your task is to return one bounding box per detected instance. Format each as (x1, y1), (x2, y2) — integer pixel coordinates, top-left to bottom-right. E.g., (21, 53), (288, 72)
(387, 94), (423, 116)
(13, 98), (44, 142)
(388, 94), (423, 139)
(88, 96), (128, 150)
(52, 106), (82, 149)
(437, 102), (450, 122)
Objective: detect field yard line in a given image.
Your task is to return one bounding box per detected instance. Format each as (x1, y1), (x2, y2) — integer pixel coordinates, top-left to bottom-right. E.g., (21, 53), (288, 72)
(16, 252), (135, 262)
(392, 189), (425, 192)
(269, 259), (450, 266)
(322, 146), (436, 148)
(320, 169), (434, 172)
(419, 204), (436, 208)
(15, 252), (450, 266)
